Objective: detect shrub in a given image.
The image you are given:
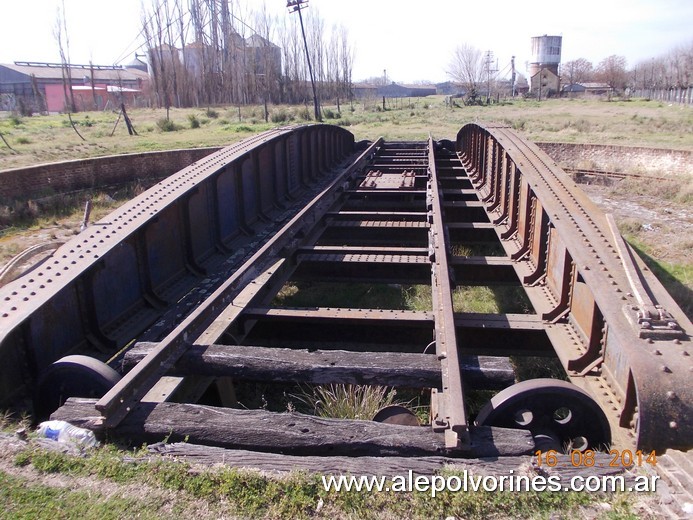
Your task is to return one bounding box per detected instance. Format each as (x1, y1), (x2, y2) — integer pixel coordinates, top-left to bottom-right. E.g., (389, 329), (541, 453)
(292, 384), (399, 420)
(9, 115), (22, 126)
(16, 137), (31, 145)
(188, 114), (200, 129)
(156, 118), (180, 132)
(205, 108), (219, 119)
(271, 109), (293, 123)
(297, 107), (311, 121)
(323, 108), (336, 119)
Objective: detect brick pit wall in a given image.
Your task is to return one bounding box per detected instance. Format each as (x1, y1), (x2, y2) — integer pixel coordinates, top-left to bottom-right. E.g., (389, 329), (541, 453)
(0, 147), (223, 201)
(1, 143), (690, 203)
(536, 142), (693, 176)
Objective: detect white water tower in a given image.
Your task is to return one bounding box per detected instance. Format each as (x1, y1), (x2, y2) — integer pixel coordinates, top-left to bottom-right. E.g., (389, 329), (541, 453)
(528, 35), (562, 77)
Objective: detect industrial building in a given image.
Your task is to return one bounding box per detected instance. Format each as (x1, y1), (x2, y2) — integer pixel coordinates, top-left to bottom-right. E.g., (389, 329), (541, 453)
(0, 61), (149, 113)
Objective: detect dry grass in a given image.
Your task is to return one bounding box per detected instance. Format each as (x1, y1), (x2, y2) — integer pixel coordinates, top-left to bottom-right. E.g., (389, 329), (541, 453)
(290, 384), (399, 421)
(1, 97), (692, 171)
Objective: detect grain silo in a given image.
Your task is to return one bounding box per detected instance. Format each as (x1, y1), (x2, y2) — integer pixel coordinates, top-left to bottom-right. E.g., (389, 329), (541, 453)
(528, 35), (562, 77)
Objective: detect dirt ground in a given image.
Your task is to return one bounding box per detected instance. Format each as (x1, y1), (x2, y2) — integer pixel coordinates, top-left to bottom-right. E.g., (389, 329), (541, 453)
(579, 181), (692, 267)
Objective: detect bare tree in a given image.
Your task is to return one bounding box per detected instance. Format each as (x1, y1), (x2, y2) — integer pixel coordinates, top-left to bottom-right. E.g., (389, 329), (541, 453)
(138, 0), (354, 108)
(54, 0), (76, 112)
(447, 44), (485, 96)
(562, 58), (593, 85)
(631, 39), (693, 102)
(595, 55), (628, 92)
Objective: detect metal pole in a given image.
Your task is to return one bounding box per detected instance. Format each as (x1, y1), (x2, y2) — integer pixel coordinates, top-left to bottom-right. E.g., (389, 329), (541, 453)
(288, 1), (321, 122)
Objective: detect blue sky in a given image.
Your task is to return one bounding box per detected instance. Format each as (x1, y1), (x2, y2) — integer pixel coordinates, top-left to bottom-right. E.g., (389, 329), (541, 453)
(1, 0), (691, 82)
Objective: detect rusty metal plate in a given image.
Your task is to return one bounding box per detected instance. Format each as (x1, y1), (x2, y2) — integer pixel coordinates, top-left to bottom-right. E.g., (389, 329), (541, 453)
(546, 227), (567, 301)
(359, 170), (416, 189)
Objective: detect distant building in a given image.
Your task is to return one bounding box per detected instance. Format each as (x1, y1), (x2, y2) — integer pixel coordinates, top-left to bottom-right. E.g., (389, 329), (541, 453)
(244, 34), (282, 78)
(0, 61), (149, 112)
(562, 82), (614, 97)
(436, 82), (467, 97)
(530, 68), (560, 98)
(351, 83), (378, 99)
(152, 32), (281, 83)
(352, 82), (436, 99)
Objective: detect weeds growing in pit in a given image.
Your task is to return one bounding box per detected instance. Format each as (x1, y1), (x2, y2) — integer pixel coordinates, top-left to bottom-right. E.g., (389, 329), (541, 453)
(291, 384), (400, 420)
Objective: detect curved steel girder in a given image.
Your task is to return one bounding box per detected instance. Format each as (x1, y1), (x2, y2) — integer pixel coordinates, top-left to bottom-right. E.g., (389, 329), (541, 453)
(456, 123), (692, 451)
(0, 125), (355, 406)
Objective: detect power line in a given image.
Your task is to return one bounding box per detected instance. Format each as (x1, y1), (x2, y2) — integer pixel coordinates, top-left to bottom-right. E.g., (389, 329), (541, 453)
(112, 0), (168, 65)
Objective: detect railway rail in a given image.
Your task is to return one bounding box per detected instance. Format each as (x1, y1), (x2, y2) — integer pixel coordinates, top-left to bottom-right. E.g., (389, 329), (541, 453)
(0, 123), (690, 467)
(563, 166), (677, 183)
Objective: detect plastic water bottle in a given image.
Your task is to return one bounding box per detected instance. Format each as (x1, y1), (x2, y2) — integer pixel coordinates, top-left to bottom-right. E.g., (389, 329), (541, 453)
(36, 420), (98, 448)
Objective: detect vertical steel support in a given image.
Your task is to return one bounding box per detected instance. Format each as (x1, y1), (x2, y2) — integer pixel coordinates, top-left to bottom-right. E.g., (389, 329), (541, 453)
(427, 137), (470, 450)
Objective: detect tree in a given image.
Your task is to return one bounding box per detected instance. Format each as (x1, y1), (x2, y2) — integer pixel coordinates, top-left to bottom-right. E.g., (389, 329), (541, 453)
(139, 0), (353, 107)
(446, 44), (485, 95)
(562, 58), (593, 85)
(53, 0), (76, 112)
(595, 55), (628, 91)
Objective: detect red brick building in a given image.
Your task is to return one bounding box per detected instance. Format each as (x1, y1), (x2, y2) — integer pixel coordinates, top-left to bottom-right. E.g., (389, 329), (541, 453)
(0, 61), (149, 113)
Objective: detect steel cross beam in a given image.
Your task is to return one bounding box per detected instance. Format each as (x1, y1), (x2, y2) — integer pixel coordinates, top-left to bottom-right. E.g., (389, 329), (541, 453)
(426, 137), (470, 450)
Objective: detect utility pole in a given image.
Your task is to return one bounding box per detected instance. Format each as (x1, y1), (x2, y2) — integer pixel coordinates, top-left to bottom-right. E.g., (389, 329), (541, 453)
(287, 0), (321, 122)
(484, 50), (498, 104)
(511, 56), (516, 98)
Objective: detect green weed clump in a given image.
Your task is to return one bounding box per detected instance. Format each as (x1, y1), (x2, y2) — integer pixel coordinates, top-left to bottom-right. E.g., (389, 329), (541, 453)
(292, 384), (398, 420)
(297, 107), (312, 121)
(156, 118), (180, 132)
(323, 108), (340, 119)
(271, 109), (290, 123)
(187, 114), (200, 129)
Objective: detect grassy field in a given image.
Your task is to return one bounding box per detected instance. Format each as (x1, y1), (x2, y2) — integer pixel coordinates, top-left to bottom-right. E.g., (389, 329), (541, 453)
(0, 424), (652, 520)
(1, 96), (692, 170)
(1, 96), (689, 314)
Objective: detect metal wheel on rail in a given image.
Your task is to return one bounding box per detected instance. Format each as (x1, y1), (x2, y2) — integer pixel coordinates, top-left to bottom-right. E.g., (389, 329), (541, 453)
(34, 355), (121, 420)
(474, 379), (611, 452)
(372, 405), (420, 426)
